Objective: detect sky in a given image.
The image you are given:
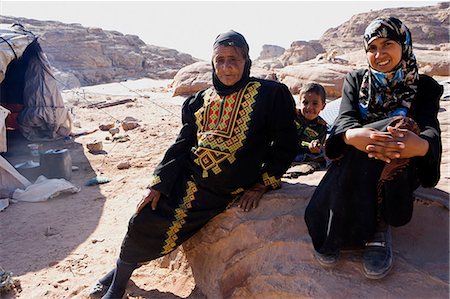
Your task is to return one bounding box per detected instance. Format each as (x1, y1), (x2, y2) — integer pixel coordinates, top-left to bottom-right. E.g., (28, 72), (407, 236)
(0, 0), (441, 60)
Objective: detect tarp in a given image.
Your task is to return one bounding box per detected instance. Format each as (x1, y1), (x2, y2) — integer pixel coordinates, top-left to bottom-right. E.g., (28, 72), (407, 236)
(0, 23), (72, 141)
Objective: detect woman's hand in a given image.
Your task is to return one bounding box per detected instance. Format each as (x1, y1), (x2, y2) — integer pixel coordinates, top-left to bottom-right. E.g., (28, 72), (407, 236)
(365, 126), (428, 161)
(308, 139), (322, 154)
(344, 127), (402, 163)
(136, 188), (161, 213)
(237, 183), (267, 212)
(385, 126), (429, 158)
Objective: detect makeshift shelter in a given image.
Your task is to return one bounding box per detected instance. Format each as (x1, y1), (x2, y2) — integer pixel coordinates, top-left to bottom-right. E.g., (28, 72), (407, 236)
(0, 23), (71, 143)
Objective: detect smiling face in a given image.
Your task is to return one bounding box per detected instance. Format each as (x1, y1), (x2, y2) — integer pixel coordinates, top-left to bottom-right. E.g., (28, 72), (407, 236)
(212, 45), (246, 86)
(299, 92), (325, 121)
(366, 37), (403, 73)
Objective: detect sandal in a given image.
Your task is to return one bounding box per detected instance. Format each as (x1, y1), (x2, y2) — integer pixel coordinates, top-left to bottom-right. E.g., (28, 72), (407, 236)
(363, 227), (393, 279)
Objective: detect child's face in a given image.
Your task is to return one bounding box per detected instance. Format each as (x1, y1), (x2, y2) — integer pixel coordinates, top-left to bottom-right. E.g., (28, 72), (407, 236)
(299, 92), (326, 121)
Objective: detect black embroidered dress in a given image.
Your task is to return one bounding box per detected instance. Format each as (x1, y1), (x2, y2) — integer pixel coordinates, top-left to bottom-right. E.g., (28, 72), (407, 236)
(120, 78), (297, 263)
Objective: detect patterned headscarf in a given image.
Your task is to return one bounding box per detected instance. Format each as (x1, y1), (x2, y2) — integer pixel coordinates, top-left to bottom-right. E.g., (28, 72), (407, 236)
(358, 17), (419, 122)
(212, 30), (252, 96)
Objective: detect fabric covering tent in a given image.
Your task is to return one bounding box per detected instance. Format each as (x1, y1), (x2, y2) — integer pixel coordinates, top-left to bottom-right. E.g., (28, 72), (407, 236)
(0, 23), (71, 141)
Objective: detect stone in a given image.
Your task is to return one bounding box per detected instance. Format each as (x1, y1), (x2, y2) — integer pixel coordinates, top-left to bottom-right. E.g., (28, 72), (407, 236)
(86, 140), (103, 152)
(122, 121), (139, 131)
(109, 128), (120, 136)
(99, 123), (115, 131)
(183, 183), (449, 299)
(116, 160), (131, 170)
(278, 62), (354, 98)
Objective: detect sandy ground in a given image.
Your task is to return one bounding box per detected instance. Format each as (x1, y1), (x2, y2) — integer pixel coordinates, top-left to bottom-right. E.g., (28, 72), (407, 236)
(0, 78), (448, 298)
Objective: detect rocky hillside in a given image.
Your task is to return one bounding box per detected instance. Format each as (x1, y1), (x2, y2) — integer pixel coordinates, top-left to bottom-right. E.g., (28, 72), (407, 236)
(0, 16), (198, 88)
(320, 2), (449, 53)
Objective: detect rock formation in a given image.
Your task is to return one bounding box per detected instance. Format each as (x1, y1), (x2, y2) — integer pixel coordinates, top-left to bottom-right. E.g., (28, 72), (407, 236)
(256, 44), (285, 60)
(183, 180), (449, 299)
(278, 40), (325, 67)
(319, 3), (449, 54)
(171, 62), (278, 97)
(278, 62), (354, 98)
(0, 16), (198, 89)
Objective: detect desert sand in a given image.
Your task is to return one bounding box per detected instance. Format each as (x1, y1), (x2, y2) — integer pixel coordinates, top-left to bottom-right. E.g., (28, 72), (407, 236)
(0, 78), (448, 298)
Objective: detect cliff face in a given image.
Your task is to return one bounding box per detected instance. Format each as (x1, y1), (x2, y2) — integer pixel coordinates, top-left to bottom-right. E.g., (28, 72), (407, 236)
(319, 3), (449, 53)
(0, 16), (198, 88)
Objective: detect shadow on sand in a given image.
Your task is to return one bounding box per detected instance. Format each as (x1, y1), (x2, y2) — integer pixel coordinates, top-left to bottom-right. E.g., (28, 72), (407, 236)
(0, 131), (106, 277)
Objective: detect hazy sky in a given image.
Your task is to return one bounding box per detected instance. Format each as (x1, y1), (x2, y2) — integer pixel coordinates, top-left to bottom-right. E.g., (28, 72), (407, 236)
(0, 1), (440, 60)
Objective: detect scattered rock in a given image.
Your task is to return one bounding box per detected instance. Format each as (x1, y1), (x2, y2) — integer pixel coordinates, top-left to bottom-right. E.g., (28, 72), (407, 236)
(86, 140), (103, 152)
(99, 123), (115, 131)
(116, 160), (131, 170)
(122, 121), (140, 131)
(109, 127), (120, 136)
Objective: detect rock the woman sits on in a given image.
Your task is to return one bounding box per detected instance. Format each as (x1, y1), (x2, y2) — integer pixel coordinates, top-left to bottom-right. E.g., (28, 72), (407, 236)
(304, 17), (442, 279)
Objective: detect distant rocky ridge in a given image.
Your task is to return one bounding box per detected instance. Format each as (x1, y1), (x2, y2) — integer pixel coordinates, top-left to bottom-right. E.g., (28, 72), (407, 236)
(0, 16), (198, 89)
(174, 3), (449, 98)
(319, 2), (449, 53)
(1, 2), (448, 95)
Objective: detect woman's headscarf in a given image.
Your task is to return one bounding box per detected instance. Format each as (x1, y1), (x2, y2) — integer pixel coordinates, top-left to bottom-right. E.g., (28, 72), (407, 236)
(358, 17), (419, 122)
(212, 30), (252, 96)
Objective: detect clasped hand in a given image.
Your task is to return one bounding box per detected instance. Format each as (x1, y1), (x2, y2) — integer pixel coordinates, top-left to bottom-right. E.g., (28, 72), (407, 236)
(344, 126), (428, 163)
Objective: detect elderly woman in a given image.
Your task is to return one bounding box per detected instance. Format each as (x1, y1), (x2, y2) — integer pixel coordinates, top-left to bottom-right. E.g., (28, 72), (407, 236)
(305, 17), (442, 279)
(89, 30), (297, 298)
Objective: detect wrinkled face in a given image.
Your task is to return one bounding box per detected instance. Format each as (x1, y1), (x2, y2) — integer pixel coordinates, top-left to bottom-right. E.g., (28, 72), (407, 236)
(300, 92), (325, 121)
(212, 45), (246, 86)
(366, 37), (402, 73)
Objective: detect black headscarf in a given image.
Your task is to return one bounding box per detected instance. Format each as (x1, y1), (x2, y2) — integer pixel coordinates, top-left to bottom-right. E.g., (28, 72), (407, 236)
(212, 30), (252, 96)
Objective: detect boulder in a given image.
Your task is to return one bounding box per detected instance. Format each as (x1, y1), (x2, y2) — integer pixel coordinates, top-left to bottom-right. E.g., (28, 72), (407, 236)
(278, 62), (355, 97)
(171, 61), (212, 97)
(171, 63), (280, 97)
(278, 40), (325, 66)
(256, 45), (285, 60)
(183, 181), (449, 299)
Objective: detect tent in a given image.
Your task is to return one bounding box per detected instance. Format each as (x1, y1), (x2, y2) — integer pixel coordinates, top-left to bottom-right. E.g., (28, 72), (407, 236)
(0, 23), (71, 143)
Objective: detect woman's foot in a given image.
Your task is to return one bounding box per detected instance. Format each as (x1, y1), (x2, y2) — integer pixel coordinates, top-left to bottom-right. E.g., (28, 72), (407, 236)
(363, 227), (393, 279)
(314, 250), (339, 268)
(88, 281), (109, 298)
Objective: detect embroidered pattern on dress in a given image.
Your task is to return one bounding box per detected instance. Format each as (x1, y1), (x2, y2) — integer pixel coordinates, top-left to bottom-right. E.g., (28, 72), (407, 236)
(149, 175), (161, 186)
(161, 180), (198, 255)
(193, 82), (260, 177)
(262, 172), (281, 189)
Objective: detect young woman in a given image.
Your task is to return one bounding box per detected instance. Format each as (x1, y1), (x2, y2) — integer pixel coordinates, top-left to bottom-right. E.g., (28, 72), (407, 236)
(305, 17), (442, 279)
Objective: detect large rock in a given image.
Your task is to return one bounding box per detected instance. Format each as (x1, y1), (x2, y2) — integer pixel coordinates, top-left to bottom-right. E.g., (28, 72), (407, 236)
(183, 181), (449, 299)
(278, 40), (325, 67)
(171, 61), (212, 97)
(256, 44), (285, 60)
(278, 62), (354, 97)
(171, 62), (279, 97)
(0, 16), (198, 87)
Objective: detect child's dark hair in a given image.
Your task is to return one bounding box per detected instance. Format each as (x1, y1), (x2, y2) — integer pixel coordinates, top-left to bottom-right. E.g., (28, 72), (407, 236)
(300, 83), (326, 103)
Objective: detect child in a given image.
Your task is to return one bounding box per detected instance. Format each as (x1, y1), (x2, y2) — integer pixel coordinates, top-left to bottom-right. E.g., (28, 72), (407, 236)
(293, 83), (327, 168)
(304, 17), (442, 279)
